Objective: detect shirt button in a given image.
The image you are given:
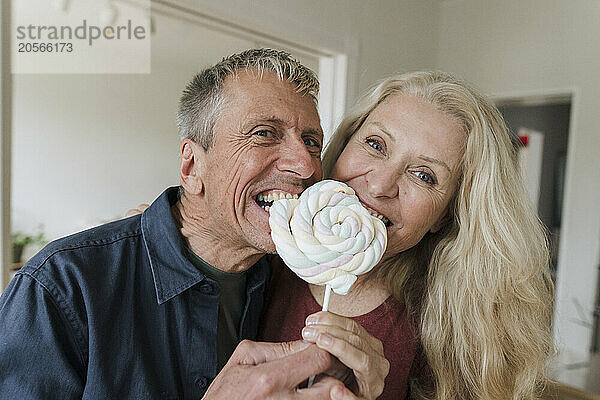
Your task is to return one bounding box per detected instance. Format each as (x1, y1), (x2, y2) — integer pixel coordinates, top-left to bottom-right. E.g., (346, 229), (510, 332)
(195, 376), (209, 389)
(199, 282), (216, 295)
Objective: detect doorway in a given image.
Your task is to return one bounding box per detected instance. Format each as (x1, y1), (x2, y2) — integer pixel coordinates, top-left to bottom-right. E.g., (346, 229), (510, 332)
(496, 98), (571, 278)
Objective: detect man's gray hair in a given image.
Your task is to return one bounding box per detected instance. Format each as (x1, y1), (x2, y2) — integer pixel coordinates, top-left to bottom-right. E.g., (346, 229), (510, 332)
(176, 48), (320, 150)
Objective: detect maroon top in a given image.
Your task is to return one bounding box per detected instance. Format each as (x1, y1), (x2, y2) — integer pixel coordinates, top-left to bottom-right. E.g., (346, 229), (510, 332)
(259, 259), (418, 400)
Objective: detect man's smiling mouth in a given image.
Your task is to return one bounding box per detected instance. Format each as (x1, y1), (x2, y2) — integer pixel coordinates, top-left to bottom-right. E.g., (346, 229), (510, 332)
(255, 191), (299, 212)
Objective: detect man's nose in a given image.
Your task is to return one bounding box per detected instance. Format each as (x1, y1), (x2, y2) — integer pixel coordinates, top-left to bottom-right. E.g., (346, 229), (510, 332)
(276, 137), (317, 179)
(367, 168), (399, 198)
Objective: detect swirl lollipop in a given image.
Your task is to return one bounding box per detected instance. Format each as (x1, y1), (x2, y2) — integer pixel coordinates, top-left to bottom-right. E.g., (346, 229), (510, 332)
(268, 179), (387, 306)
(269, 180), (387, 386)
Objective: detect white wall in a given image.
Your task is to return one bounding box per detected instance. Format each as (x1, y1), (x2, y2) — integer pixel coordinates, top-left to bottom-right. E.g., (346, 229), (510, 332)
(437, 0), (600, 388)
(176, 0), (441, 104)
(11, 11), (257, 240)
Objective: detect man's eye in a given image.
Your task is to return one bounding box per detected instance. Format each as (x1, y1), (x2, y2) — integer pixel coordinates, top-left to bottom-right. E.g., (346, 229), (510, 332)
(414, 171), (436, 185)
(254, 129), (272, 137)
(303, 137), (321, 148)
(366, 138), (384, 153)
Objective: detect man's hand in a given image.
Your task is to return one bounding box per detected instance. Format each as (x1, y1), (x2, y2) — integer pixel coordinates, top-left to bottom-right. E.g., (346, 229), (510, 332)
(301, 312), (390, 400)
(202, 339), (359, 399)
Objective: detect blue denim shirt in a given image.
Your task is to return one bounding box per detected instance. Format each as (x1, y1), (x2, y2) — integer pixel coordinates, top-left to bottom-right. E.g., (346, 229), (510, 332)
(0, 187), (270, 399)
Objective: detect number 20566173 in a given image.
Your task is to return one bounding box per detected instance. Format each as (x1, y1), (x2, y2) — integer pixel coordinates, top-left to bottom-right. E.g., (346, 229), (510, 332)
(18, 42), (73, 53)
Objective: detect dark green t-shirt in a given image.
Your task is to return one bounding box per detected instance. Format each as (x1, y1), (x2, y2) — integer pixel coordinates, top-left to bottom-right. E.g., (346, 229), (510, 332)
(185, 248), (247, 372)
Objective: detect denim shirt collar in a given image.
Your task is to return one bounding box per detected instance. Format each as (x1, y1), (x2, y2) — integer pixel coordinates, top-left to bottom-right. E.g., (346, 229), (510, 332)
(141, 187), (270, 304)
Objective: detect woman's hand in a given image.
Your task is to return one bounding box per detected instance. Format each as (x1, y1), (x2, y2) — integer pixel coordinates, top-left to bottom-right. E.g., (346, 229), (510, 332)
(301, 311), (389, 400)
(125, 203), (150, 217)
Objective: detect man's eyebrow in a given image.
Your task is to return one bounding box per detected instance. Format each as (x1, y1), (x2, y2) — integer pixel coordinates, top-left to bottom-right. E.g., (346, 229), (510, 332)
(302, 128), (324, 142)
(418, 155), (451, 174)
(243, 117), (286, 130)
(243, 117), (323, 141)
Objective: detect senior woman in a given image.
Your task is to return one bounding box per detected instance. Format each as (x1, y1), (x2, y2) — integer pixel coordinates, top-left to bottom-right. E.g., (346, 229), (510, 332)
(259, 71), (554, 400)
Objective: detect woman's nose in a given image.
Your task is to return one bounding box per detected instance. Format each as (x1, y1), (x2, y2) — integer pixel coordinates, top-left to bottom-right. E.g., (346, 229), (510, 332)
(367, 169), (399, 198)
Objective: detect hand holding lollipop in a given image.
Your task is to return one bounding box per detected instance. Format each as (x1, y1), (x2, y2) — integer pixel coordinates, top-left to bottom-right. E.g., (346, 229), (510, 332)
(269, 180), (387, 387)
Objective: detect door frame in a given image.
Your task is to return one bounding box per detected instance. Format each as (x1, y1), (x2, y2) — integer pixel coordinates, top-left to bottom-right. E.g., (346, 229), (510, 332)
(1, 0), (13, 290)
(493, 87), (589, 386)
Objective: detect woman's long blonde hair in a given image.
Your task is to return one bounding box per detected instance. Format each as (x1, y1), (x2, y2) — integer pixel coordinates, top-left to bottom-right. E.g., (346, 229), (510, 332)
(323, 71), (554, 399)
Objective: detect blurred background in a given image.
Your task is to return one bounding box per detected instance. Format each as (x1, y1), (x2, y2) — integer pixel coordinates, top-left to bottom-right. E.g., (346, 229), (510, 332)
(1, 0), (599, 396)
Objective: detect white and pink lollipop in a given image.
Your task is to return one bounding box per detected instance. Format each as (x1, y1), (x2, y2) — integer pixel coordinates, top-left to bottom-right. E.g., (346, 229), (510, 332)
(269, 180), (387, 386)
(268, 179), (387, 310)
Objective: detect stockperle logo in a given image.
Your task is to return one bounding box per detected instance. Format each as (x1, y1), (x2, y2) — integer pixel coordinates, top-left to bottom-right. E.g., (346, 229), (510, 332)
(12, 0), (151, 74)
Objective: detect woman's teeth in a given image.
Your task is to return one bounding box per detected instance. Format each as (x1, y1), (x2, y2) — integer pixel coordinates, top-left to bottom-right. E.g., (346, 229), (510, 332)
(256, 191), (299, 211)
(367, 209), (392, 227)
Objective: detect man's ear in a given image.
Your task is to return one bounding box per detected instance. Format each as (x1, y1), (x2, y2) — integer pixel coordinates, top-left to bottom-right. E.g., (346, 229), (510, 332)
(179, 139), (204, 195)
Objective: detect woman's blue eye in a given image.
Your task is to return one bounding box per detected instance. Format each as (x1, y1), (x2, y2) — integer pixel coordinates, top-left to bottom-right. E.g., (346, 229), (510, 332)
(415, 171), (435, 185)
(366, 139), (384, 152)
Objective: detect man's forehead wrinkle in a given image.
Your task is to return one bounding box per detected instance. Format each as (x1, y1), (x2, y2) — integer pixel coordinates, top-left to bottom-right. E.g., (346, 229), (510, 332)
(242, 105), (313, 129)
(246, 100), (297, 115)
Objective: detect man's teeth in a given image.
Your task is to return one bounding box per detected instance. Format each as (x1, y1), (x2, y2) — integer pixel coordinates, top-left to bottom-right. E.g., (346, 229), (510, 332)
(256, 191), (299, 210)
(256, 192), (299, 202)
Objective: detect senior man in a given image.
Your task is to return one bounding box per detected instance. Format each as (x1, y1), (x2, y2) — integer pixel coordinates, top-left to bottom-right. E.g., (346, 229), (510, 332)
(0, 49), (383, 399)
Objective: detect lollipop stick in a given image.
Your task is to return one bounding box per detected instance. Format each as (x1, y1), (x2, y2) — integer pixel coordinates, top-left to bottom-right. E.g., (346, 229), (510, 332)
(307, 284), (332, 388)
(322, 284), (332, 312)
